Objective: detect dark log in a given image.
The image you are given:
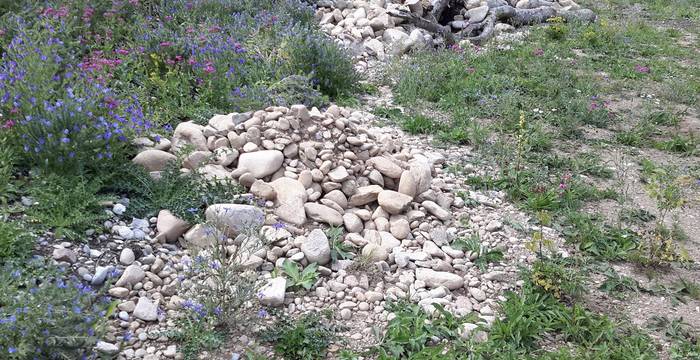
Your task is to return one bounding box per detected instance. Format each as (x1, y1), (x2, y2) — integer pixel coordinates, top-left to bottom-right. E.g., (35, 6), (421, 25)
(391, 4), (595, 45)
(388, 9), (458, 44)
(430, 0), (451, 22)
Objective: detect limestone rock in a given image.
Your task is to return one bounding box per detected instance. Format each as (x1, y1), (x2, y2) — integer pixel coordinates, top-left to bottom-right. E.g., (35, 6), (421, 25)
(416, 268), (464, 290)
(132, 150), (177, 172)
(236, 150), (284, 178)
(259, 277), (287, 307)
(155, 210), (190, 243)
(301, 229), (331, 265)
(304, 203), (343, 226)
(205, 204), (264, 236)
(377, 190), (413, 214)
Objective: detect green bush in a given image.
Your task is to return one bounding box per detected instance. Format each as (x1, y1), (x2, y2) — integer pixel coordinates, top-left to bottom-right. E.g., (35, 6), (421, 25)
(286, 30), (360, 98)
(376, 301), (468, 359)
(260, 312), (342, 360)
(0, 259), (112, 358)
(111, 162), (244, 223)
(26, 174), (110, 240)
(0, 222), (34, 264)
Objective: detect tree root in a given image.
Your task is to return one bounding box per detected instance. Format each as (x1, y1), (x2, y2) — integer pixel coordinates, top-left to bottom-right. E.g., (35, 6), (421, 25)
(390, 2), (595, 45)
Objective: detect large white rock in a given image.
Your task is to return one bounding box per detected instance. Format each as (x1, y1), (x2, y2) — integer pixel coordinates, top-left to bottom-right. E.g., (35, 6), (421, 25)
(368, 156), (403, 178)
(236, 150), (284, 178)
(132, 149), (177, 172)
(172, 121), (208, 152)
(377, 190), (413, 214)
(301, 229), (331, 265)
(422, 201), (452, 221)
(155, 210), (190, 243)
(115, 264), (145, 287)
(205, 204), (264, 236)
(304, 203), (343, 226)
(416, 268), (464, 290)
(349, 185), (383, 206)
(259, 277), (287, 307)
(270, 177), (307, 226)
(133, 297), (159, 321)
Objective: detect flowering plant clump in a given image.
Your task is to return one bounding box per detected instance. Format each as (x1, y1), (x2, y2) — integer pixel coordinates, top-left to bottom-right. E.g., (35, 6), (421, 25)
(0, 0), (357, 175)
(0, 259), (114, 358)
(0, 15), (150, 173)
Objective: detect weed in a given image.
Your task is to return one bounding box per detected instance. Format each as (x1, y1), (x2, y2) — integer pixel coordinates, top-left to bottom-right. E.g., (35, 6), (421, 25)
(598, 269), (640, 298)
(452, 233), (503, 271)
(0, 259), (113, 358)
(563, 212), (639, 260)
(260, 311), (342, 360)
(326, 226), (355, 262)
(112, 161), (244, 223)
(167, 316), (225, 360)
(527, 257), (586, 300)
(641, 164), (687, 263)
(180, 219), (267, 337)
(654, 134), (697, 155)
(26, 174), (110, 240)
(375, 301), (468, 359)
(0, 221), (34, 264)
(281, 260), (319, 291)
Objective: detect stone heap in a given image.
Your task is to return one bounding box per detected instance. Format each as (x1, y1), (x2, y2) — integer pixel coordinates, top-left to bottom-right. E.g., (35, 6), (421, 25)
(128, 103), (534, 350)
(133, 104), (456, 259)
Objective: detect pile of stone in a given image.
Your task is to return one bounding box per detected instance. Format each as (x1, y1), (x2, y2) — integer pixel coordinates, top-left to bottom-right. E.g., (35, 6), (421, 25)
(128, 103), (534, 350)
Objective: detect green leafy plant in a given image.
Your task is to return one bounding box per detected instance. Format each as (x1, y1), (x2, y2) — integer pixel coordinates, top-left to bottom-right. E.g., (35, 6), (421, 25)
(281, 260), (319, 290)
(326, 226), (355, 262)
(26, 174), (110, 240)
(375, 301), (469, 359)
(260, 312), (341, 360)
(598, 269), (639, 298)
(0, 259), (113, 358)
(452, 233), (504, 271)
(112, 162), (244, 223)
(167, 316), (225, 360)
(0, 221), (34, 264)
(545, 17), (569, 40)
(527, 257), (586, 300)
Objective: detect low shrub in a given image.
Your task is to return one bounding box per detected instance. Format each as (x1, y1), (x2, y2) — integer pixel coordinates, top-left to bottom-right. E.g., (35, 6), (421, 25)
(260, 312), (342, 360)
(26, 174), (110, 240)
(112, 162), (245, 223)
(0, 259), (113, 358)
(0, 222), (34, 264)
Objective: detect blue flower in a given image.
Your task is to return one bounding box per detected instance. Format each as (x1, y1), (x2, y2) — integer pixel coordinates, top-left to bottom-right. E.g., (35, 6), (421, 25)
(8, 347), (16, 354)
(257, 308), (268, 318)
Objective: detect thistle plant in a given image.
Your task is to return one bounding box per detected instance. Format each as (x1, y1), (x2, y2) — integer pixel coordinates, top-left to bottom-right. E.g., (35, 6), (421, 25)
(180, 217), (268, 330)
(642, 165), (688, 263)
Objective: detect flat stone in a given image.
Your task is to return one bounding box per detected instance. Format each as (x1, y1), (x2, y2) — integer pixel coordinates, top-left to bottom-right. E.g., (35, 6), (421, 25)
(377, 190), (413, 214)
(368, 156), (403, 178)
(156, 210), (190, 243)
(415, 268), (464, 290)
(348, 185), (383, 206)
(304, 203), (343, 226)
(115, 264), (145, 287)
(132, 149), (177, 172)
(328, 166), (350, 182)
(271, 177), (308, 226)
(52, 248), (77, 263)
(422, 201), (452, 221)
(205, 204), (264, 236)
